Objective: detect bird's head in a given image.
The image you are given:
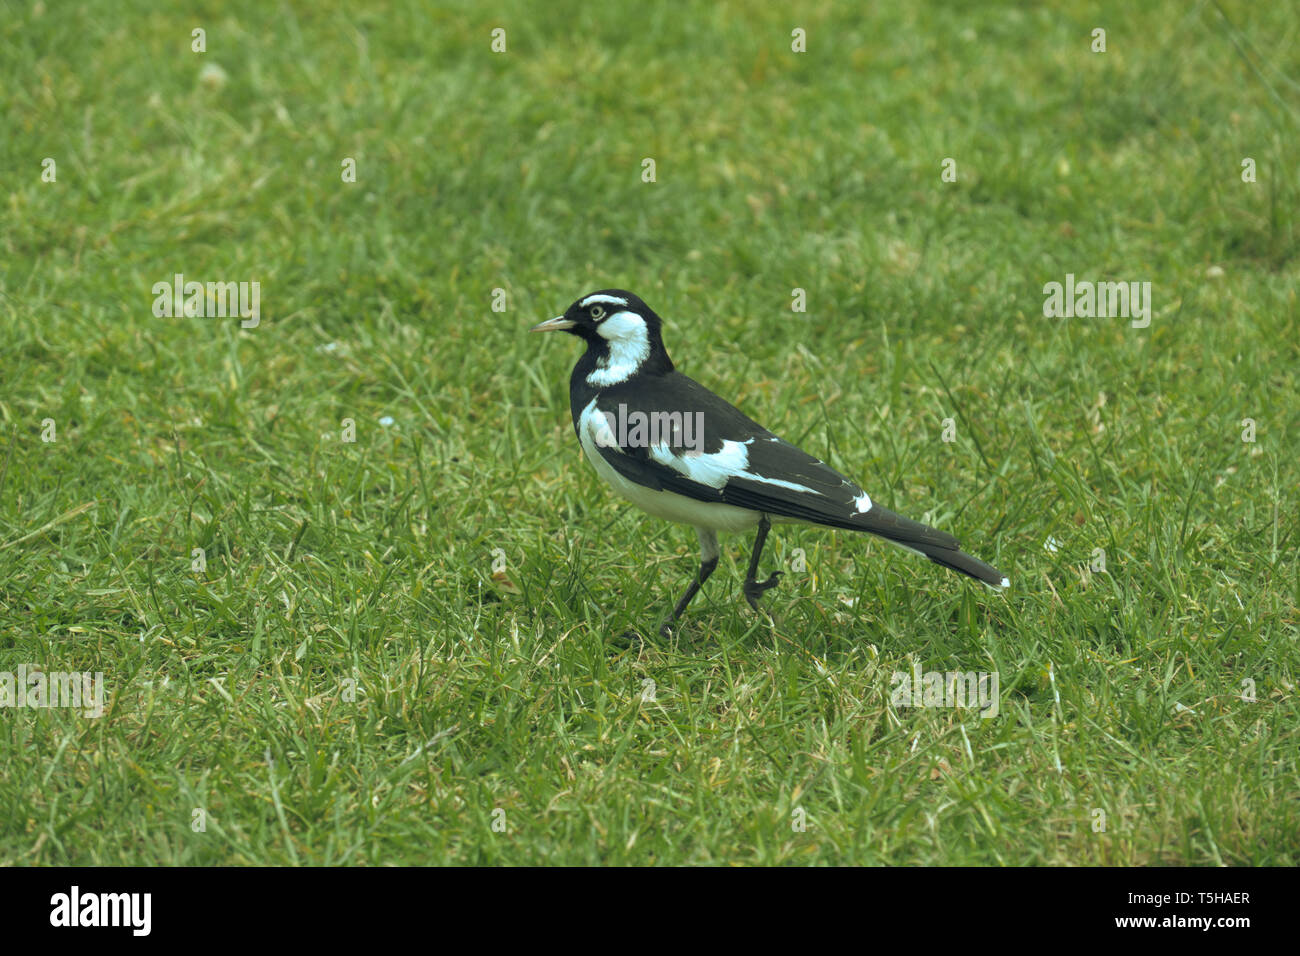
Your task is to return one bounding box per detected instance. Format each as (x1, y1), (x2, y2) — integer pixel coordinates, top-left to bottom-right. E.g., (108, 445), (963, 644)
(530, 289), (673, 381)
(530, 289), (663, 342)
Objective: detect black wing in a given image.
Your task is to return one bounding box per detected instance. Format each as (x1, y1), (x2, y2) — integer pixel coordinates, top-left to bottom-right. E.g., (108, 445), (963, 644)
(585, 371), (961, 551)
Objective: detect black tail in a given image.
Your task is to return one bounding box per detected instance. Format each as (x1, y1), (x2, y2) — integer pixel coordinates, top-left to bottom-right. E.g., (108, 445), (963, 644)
(910, 541), (1009, 589)
(845, 504), (1008, 589)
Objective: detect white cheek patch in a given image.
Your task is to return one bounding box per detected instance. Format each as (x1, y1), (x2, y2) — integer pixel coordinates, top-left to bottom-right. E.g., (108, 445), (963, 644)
(594, 311), (646, 342)
(586, 310), (651, 386)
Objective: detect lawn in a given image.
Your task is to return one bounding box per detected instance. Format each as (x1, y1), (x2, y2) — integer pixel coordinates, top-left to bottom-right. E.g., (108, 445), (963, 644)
(1, 0), (1296, 865)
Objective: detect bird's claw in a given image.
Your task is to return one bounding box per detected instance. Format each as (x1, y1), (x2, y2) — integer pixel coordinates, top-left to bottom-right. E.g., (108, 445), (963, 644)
(612, 629), (644, 648)
(743, 571), (783, 610)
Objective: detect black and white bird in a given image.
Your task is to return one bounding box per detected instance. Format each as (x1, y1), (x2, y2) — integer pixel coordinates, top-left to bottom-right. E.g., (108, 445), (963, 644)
(532, 289), (1008, 636)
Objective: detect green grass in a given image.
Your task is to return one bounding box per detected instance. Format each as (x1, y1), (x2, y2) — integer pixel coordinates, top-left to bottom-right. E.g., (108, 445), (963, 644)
(1, 0), (1297, 865)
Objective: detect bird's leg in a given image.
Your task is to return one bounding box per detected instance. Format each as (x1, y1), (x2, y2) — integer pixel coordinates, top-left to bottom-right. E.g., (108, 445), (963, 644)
(661, 528), (719, 637)
(743, 514), (783, 610)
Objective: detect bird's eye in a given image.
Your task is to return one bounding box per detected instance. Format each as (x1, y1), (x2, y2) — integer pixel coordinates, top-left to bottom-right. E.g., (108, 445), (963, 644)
(589, 305), (606, 321)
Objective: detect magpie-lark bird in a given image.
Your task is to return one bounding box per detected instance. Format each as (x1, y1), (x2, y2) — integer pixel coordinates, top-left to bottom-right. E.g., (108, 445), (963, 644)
(532, 290), (1008, 636)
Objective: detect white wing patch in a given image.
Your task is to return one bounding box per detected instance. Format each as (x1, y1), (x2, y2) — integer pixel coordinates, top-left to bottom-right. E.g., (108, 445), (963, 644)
(649, 438), (749, 489)
(853, 491), (873, 513)
(579, 400), (817, 513)
(649, 436), (818, 495)
(744, 472), (821, 494)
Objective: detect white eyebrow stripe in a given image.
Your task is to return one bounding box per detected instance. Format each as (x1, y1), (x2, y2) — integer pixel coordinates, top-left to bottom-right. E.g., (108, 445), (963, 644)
(579, 294), (629, 309)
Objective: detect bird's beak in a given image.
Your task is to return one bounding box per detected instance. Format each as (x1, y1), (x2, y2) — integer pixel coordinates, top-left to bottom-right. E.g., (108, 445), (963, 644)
(530, 316), (576, 333)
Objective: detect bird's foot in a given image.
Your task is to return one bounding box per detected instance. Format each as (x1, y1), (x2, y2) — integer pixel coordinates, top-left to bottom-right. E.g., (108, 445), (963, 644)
(612, 629), (644, 648)
(743, 571), (784, 611)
